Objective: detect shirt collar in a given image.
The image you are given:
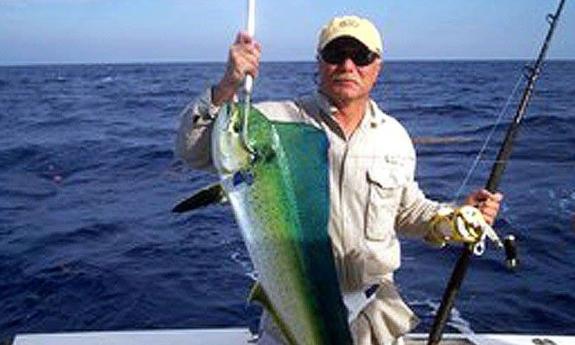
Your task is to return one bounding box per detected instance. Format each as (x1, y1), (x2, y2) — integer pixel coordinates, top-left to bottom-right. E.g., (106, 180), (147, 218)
(313, 91), (386, 128)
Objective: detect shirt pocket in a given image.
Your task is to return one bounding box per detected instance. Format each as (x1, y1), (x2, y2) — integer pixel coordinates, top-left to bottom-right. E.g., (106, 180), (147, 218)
(365, 166), (406, 241)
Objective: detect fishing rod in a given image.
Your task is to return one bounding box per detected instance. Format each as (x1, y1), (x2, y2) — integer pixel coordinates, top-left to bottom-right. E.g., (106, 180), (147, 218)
(427, 1), (567, 344)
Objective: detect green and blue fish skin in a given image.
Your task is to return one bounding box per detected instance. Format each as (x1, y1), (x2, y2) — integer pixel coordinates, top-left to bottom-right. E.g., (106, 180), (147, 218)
(212, 103), (352, 345)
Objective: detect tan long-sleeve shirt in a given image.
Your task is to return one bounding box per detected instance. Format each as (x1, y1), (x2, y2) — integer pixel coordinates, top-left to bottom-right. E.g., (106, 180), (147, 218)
(176, 88), (443, 344)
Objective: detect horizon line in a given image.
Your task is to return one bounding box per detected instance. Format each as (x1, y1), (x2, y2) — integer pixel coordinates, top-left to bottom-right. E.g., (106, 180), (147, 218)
(1, 57), (574, 68)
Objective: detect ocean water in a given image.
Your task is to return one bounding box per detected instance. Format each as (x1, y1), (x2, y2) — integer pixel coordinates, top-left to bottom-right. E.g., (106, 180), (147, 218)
(1, 61), (574, 340)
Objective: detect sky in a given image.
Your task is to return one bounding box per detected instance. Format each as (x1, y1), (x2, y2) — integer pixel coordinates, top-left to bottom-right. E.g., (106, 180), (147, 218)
(0, 0), (574, 65)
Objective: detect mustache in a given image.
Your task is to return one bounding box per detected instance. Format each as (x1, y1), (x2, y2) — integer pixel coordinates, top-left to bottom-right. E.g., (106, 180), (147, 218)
(331, 73), (361, 83)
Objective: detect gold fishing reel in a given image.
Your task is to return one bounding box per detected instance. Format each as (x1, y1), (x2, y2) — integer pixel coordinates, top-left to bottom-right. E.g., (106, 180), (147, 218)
(429, 205), (518, 268)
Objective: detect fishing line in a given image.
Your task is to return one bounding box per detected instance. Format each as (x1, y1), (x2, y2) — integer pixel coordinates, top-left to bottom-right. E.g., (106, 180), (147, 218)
(452, 73), (525, 203)
(428, 158), (575, 167)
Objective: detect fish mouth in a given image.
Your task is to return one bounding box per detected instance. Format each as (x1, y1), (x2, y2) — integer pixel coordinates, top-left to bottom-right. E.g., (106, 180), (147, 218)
(212, 103), (252, 175)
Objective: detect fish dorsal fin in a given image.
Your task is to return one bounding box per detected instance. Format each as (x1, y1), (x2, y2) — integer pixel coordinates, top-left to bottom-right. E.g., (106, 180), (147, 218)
(248, 282), (298, 345)
(172, 183), (227, 213)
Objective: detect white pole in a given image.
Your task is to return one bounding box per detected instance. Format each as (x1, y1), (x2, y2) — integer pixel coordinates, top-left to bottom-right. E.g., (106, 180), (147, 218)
(244, 0), (256, 95)
(240, 0), (257, 155)
(247, 0), (256, 37)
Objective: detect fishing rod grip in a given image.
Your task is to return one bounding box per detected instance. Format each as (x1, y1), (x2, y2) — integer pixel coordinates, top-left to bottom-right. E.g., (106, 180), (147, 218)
(504, 235), (518, 269)
(426, 246), (473, 345)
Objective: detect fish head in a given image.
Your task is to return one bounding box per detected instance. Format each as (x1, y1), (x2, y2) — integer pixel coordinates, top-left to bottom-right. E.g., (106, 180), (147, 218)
(211, 102), (253, 176)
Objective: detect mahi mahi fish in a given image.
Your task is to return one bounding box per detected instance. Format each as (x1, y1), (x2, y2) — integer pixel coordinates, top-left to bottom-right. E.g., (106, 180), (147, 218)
(174, 102), (352, 344)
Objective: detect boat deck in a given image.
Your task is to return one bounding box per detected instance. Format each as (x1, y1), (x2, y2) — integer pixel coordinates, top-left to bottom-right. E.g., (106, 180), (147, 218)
(8, 328), (573, 345)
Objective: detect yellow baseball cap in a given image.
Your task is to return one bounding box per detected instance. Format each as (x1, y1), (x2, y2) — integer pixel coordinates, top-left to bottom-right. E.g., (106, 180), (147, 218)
(317, 15), (383, 55)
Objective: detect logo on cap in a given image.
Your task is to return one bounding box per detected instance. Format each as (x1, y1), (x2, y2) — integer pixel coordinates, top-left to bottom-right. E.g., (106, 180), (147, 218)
(339, 19), (359, 28)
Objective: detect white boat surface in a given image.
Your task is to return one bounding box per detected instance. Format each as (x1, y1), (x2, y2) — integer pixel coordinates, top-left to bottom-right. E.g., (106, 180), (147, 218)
(8, 328), (575, 345)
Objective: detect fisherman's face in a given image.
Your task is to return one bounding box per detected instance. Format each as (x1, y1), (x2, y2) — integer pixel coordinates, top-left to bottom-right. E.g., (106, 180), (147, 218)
(318, 37), (381, 105)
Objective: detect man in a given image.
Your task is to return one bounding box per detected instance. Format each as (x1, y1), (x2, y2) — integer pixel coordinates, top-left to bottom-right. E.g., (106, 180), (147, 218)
(176, 15), (502, 345)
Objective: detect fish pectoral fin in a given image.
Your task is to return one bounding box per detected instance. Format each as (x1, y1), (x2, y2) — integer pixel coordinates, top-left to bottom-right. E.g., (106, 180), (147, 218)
(248, 282), (298, 345)
(247, 282), (269, 306)
(172, 183), (227, 213)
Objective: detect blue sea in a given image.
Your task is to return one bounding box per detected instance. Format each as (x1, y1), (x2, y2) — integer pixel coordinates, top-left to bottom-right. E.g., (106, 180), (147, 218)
(1, 61), (574, 340)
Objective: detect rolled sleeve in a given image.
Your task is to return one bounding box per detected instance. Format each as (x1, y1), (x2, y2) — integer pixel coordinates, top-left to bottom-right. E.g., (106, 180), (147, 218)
(175, 87), (222, 171)
(396, 180), (443, 239)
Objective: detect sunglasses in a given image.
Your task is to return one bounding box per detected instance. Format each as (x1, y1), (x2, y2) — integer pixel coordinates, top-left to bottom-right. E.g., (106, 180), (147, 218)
(320, 47), (379, 67)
